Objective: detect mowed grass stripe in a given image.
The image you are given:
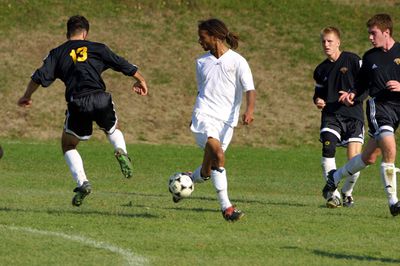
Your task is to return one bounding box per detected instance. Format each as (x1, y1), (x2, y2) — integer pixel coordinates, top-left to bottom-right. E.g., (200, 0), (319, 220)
(0, 141), (400, 265)
(0, 224), (148, 266)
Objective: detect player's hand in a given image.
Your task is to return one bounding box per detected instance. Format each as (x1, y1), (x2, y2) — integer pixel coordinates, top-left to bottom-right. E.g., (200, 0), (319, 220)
(17, 96), (33, 107)
(132, 81), (148, 96)
(242, 111), (254, 125)
(338, 91), (349, 103)
(343, 92), (355, 106)
(314, 98), (326, 109)
(386, 80), (400, 91)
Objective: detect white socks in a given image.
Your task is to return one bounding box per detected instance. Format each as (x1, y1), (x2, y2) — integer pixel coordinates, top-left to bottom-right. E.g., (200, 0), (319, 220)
(321, 157), (336, 181)
(334, 154), (366, 185)
(64, 149), (88, 187)
(341, 172), (360, 197)
(211, 167), (231, 211)
(108, 129), (127, 154)
(380, 162), (398, 206)
(321, 157), (340, 198)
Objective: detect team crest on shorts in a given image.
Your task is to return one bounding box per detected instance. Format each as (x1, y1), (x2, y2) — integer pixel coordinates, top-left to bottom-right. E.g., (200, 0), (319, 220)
(394, 58), (400, 65)
(340, 67), (348, 74)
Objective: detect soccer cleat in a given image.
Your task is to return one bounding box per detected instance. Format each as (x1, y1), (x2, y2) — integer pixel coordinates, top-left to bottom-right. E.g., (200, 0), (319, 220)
(72, 181), (92, 207)
(326, 196), (341, 208)
(222, 206), (244, 222)
(172, 194), (182, 203)
(389, 201), (400, 216)
(115, 148), (133, 178)
(342, 193), (354, 207)
(322, 169), (338, 199)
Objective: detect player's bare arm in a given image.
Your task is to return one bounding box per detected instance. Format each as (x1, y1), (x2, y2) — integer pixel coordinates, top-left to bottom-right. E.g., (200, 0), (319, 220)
(386, 80), (400, 91)
(242, 90), (256, 125)
(314, 97), (326, 109)
(132, 71), (148, 96)
(17, 80), (40, 107)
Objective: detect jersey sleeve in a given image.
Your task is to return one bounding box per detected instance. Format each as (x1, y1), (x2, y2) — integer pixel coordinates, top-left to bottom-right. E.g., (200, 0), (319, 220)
(102, 45), (138, 76)
(352, 57), (368, 102)
(31, 51), (57, 87)
(313, 67), (326, 102)
(238, 58), (255, 92)
(352, 55), (369, 97)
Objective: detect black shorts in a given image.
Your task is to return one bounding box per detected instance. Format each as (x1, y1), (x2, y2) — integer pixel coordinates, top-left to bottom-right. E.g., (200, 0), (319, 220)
(320, 113), (364, 146)
(367, 98), (400, 138)
(64, 92), (117, 140)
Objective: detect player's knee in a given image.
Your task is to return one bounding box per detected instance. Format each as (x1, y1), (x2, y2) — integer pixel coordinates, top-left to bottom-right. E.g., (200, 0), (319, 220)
(61, 140), (78, 154)
(321, 132), (338, 158)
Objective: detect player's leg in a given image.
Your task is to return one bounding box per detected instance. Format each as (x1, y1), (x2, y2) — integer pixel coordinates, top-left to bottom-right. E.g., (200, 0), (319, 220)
(377, 134), (400, 215)
(340, 118), (364, 207)
(323, 138), (379, 197)
(94, 92), (133, 178)
(107, 125), (133, 179)
(324, 99), (380, 193)
(189, 113), (214, 183)
(64, 98), (93, 206)
(320, 131), (338, 180)
(341, 141), (362, 207)
(320, 131), (342, 207)
(368, 100), (400, 215)
(62, 131), (92, 207)
(207, 126), (243, 221)
(204, 137), (241, 221)
(319, 114), (343, 207)
(205, 137), (231, 208)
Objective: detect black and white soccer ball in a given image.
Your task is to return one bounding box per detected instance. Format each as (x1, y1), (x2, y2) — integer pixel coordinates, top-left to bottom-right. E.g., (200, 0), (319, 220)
(168, 172), (194, 198)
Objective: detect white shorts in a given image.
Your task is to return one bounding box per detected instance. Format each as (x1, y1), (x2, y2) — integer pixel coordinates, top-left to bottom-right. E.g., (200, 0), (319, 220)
(190, 112), (234, 152)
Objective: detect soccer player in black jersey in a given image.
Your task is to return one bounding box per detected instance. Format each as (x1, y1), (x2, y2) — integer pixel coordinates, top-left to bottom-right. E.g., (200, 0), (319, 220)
(314, 27), (366, 208)
(17, 15), (149, 207)
(323, 14), (400, 216)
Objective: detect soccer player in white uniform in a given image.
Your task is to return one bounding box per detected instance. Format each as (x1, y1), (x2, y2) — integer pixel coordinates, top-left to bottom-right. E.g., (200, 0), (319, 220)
(173, 18), (256, 222)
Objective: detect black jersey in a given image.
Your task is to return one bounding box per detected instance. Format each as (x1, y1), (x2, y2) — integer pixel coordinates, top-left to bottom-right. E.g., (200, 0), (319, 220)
(313, 51), (365, 122)
(31, 40), (137, 102)
(354, 42), (400, 102)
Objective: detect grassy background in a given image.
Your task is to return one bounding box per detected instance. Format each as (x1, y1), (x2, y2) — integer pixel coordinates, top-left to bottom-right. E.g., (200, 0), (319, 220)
(1, 0), (400, 147)
(1, 140), (400, 265)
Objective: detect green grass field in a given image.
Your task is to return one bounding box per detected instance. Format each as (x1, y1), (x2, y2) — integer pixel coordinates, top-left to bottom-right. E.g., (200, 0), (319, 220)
(2, 1), (400, 265)
(1, 140), (399, 265)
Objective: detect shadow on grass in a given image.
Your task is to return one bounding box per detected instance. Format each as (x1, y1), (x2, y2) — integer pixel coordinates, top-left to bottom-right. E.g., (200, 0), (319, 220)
(0, 206), (158, 219)
(107, 191), (307, 207)
(313, 249), (400, 264)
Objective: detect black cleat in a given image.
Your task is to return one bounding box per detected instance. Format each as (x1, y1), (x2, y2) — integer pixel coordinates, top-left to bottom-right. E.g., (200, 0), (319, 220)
(390, 201), (400, 216)
(172, 194), (182, 203)
(222, 206), (244, 222)
(72, 181), (92, 207)
(322, 170), (338, 199)
(342, 193), (354, 207)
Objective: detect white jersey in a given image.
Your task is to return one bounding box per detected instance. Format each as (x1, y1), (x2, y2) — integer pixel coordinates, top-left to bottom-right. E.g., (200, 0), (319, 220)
(192, 49), (255, 127)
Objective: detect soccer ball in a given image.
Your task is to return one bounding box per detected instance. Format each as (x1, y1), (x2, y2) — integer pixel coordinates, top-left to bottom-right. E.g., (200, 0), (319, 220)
(168, 172), (194, 198)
